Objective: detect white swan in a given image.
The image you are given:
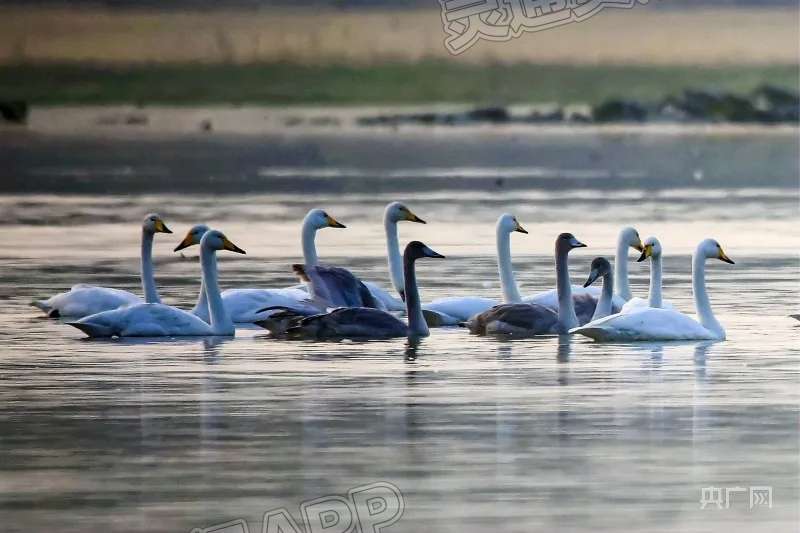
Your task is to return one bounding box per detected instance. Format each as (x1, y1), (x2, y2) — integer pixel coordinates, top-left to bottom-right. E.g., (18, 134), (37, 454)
(362, 201), (427, 311)
(619, 236), (675, 313)
(178, 209), (345, 323)
(465, 233), (587, 336)
(523, 227), (643, 322)
(570, 239), (735, 341)
(31, 213), (172, 319)
(422, 213), (528, 326)
(283, 241), (445, 340)
(68, 230), (246, 337)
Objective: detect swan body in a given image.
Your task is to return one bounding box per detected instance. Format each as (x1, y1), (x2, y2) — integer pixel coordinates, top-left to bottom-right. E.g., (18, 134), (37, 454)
(31, 214), (171, 318)
(32, 285), (141, 319)
(465, 303), (557, 336)
(423, 296), (497, 325)
(571, 239), (734, 342)
(69, 230), (245, 337)
(570, 307), (717, 342)
(285, 241), (444, 340)
(465, 233), (587, 336)
(252, 264), (381, 336)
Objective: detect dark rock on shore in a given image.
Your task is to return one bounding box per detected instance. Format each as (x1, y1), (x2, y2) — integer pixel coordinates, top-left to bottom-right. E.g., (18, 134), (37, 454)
(0, 101), (28, 124)
(355, 86), (799, 128)
(592, 99), (648, 122)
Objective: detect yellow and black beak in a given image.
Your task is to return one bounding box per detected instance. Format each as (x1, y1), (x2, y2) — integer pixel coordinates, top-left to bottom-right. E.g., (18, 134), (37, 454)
(222, 237), (246, 255)
(514, 221), (528, 234)
(633, 238), (645, 253)
(155, 219), (172, 234)
(174, 232), (196, 252)
(718, 247), (735, 265)
(326, 215), (346, 229)
(406, 211), (426, 224)
(637, 244), (652, 262)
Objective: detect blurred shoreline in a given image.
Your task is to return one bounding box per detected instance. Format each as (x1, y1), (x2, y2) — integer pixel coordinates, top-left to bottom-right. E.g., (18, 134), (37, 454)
(3, 104), (799, 138)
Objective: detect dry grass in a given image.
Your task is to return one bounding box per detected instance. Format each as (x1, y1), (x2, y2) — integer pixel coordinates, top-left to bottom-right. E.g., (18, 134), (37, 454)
(0, 5), (798, 66)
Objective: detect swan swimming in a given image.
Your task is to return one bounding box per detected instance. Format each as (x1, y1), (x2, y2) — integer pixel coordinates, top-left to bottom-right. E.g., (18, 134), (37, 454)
(68, 230), (246, 338)
(362, 201), (428, 312)
(177, 209), (362, 323)
(281, 241), (445, 340)
(465, 233), (587, 336)
(582, 257), (616, 322)
(524, 226), (643, 323)
(570, 239), (734, 341)
(31, 213), (172, 319)
(619, 236), (674, 313)
(421, 213), (528, 326)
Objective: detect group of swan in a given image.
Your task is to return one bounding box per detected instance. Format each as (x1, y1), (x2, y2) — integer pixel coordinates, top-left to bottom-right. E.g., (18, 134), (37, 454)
(34, 204), (734, 342)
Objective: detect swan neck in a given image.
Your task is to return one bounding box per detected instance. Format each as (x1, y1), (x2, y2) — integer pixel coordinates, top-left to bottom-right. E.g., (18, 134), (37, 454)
(693, 252), (723, 337)
(301, 219), (319, 266)
(615, 236), (632, 301)
(648, 255), (663, 308)
(592, 273), (614, 321)
(403, 255), (429, 337)
(191, 276), (209, 320)
(556, 247), (578, 330)
(385, 215), (404, 295)
(497, 228), (522, 303)
(201, 245), (232, 333)
(141, 230), (160, 304)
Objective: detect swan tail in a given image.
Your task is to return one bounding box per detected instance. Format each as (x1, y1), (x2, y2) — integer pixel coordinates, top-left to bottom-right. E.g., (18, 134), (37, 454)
(67, 320), (115, 338)
(255, 306), (318, 336)
(31, 300), (53, 313)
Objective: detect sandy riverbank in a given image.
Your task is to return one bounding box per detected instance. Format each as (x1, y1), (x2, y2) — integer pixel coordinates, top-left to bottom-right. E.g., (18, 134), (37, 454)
(0, 105), (797, 139)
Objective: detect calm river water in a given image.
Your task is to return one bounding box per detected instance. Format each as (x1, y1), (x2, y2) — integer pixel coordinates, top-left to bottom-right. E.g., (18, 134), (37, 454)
(0, 128), (798, 533)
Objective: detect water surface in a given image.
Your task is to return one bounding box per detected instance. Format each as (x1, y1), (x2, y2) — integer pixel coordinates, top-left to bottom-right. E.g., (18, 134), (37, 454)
(0, 130), (798, 533)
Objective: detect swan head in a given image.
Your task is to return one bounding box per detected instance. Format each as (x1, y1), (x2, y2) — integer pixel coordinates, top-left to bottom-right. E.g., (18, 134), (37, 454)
(497, 214), (528, 234)
(174, 224), (210, 252)
(557, 233), (586, 253)
(620, 226), (644, 252)
(637, 236), (662, 262)
(583, 257), (612, 287)
(305, 208), (346, 230)
(200, 230), (246, 255)
(143, 213), (172, 235)
(386, 202), (426, 224)
(698, 239), (735, 265)
(404, 241), (445, 261)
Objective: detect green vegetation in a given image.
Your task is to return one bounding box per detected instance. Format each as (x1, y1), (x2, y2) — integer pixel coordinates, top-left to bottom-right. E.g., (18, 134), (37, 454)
(1, 62), (797, 105)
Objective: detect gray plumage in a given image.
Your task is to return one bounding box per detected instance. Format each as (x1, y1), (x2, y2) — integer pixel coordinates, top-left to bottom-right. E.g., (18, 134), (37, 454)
(465, 303), (559, 336)
(287, 307), (408, 339)
(283, 241), (445, 340)
(293, 263), (379, 309)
